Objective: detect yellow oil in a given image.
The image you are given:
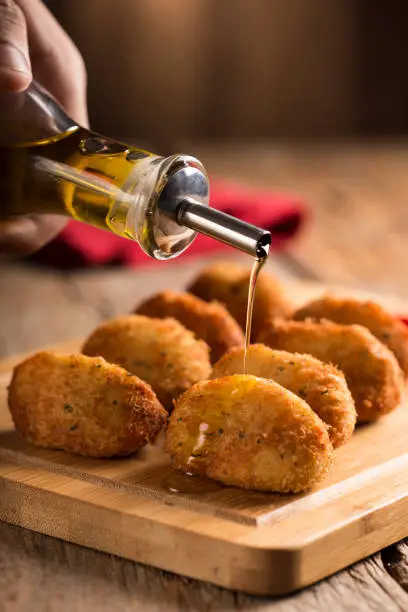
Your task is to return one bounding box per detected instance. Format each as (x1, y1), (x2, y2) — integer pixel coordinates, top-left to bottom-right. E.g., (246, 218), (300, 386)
(243, 256), (266, 373)
(0, 126), (154, 239)
(160, 472), (221, 494)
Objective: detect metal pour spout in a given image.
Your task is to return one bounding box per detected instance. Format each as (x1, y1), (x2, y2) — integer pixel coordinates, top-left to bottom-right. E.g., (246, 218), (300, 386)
(166, 197), (271, 259)
(177, 198), (271, 258)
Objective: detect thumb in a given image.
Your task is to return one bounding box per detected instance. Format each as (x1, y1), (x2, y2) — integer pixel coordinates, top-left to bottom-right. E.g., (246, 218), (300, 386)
(0, 0), (31, 92)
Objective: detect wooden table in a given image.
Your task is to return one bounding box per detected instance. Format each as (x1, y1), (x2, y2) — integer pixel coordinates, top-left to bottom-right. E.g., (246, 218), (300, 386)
(1, 141), (408, 610)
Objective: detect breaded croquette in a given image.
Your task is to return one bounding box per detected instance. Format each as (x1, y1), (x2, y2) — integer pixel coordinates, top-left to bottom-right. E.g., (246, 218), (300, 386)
(294, 295), (408, 376)
(82, 315), (211, 411)
(258, 319), (404, 422)
(166, 375), (334, 493)
(8, 351), (167, 458)
(135, 290), (244, 363)
(211, 344), (356, 448)
(187, 261), (292, 339)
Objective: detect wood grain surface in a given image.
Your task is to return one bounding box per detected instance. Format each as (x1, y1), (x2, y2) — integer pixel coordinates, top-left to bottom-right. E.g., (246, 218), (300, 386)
(1, 142), (408, 610)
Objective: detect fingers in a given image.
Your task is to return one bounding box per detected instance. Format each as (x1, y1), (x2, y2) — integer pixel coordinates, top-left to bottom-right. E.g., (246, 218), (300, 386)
(0, 0), (32, 92)
(0, 215), (67, 257)
(0, 0), (88, 124)
(16, 0), (88, 126)
(0, 1), (85, 259)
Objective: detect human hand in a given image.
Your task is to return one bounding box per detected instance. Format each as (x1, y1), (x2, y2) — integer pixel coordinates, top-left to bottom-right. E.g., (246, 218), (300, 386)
(0, 0), (88, 256)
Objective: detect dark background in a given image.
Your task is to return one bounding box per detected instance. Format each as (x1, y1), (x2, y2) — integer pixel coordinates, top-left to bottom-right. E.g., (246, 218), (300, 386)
(52, 0), (408, 151)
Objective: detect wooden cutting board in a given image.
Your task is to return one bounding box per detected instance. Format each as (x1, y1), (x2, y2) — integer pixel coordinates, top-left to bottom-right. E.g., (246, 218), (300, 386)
(1, 282), (408, 596)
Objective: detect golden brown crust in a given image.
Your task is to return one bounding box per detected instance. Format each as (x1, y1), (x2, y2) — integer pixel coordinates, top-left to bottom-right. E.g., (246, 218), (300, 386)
(211, 344), (356, 448)
(187, 261), (292, 339)
(135, 291), (244, 363)
(258, 319), (404, 422)
(82, 315), (211, 411)
(166, 375), (334, 493)
(8, 351), (167, 458)
(294, 295), (408, 376)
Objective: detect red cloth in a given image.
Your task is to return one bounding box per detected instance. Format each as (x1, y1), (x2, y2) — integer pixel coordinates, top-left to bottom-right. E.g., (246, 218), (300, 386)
(31, 180), (308, 268)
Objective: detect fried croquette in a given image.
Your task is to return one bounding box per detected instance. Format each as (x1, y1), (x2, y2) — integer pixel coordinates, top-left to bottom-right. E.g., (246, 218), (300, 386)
(8, 351), (167, 458)
(82, 315), (211, 411)
(258, 319), (404, 422)
(211, 344), (356, 448)
(187, 261), (292, 339)
(166, 375), (334, 493)
(294, 295), (408, 377)
(135, 290), (244, 363)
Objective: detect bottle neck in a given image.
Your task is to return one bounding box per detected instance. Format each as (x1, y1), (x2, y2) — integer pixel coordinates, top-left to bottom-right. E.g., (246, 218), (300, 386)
(2, 127), (210, 260)
(36, 139), (210, 259)
(0, 80), (211, 260)
(0, 81), (76, 146)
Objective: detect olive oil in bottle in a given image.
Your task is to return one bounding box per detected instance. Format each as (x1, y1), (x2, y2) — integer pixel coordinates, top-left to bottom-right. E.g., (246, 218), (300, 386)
(0, 81), (209, 260)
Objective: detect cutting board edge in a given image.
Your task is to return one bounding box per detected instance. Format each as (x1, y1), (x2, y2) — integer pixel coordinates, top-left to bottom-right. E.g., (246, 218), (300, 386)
(0, 458), (299, 596)
(1, 455), (408, 596)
